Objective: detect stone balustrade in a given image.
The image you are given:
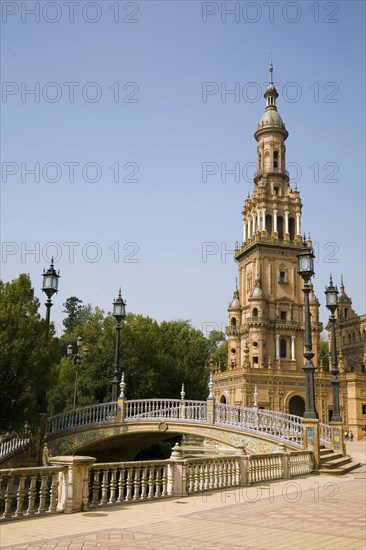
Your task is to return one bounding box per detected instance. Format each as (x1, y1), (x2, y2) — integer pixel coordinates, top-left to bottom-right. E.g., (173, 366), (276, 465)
(125, 399), (207, 422)
(0, 447), (313, 521)
(0, 436), (30, 459)
(45, 402), (117, 436)
(319, 422), (331, 444)
(0, 465), (66, 520)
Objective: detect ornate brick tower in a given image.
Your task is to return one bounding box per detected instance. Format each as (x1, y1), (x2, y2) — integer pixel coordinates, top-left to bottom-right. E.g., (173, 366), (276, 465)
(215, 64), (323, 416)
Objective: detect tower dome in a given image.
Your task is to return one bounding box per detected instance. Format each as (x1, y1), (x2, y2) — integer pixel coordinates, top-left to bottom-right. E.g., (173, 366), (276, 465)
(255, 61), (288, 140)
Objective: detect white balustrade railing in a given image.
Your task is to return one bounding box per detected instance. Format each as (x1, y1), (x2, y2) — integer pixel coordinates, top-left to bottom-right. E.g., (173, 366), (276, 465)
(0, 437), (30, 460)
(45, 402), (117, 436)
(186, 456), (240, 494)
(247, 453), (283, 483)
(90, 460), (171, 505)
(319, 422), (331, 444)
(214, 403), (303, 447)
(0, 466), (65, 520)
(125, 399), (207, 422)
(288, 451), (313, 476)
(1, 448), (314, 520)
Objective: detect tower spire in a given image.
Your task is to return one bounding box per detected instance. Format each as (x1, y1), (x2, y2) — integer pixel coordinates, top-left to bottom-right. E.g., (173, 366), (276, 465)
(269, 55), (273, 85)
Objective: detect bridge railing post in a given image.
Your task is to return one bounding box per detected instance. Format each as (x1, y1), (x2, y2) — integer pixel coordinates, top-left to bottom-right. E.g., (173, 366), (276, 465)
(302, 418), (320, 469)
(236, 444), (248, 485)
(117, 373), (126, 422)
(206, 399), (214, 424)
(49, 456), (96, 513)
(168, 443), (187, 497)
(278, 443), (290, 479)
(330, 421), (345, 456)
(117, 398), (126, 422)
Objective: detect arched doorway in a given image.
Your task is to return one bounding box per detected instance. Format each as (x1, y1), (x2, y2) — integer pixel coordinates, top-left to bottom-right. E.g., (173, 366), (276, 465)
(220, 395), (227, 404)
(288, 395), (305, 417)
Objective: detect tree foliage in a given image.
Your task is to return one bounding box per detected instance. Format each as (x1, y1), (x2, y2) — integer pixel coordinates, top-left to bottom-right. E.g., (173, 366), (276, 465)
(319, 336), (329, 372)
(0, 275), (59, 431)
(48, 310), (211, 414)
(62, 296), (92, 334)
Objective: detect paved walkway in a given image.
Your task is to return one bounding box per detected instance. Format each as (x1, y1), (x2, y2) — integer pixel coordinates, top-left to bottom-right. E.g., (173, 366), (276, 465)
(1, 443), (365, 550)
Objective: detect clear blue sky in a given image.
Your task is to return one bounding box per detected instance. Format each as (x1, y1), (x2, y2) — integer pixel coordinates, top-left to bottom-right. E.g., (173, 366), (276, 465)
(1, 0), (365, 338)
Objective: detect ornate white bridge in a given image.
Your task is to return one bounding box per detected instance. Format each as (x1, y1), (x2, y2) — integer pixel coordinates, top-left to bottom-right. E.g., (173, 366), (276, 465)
(45, 399), (306, 446)
(1, 398), (332, 464)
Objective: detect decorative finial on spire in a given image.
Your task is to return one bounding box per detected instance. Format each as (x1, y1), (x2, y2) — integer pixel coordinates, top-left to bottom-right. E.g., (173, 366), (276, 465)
(119, 372), (126, 399)
(180, 383), (185, 400)
(341, 274), (344, 286)
(269, 54), (273, 85)
(208, 371), (214, 400)
(235, 277), (238, 291)
(329, 273), (333, 285)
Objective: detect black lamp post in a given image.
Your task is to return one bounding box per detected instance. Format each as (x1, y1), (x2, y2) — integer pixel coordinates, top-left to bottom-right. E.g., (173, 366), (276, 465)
(325, 275), (342, 422)
(67, 336), (84, 409)
(297, 237), (318, 419)
(42, 258), (60, 324)
(112, 289), (126, 401)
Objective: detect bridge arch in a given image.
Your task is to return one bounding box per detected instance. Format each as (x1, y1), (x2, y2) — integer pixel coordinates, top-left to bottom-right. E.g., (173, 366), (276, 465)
(45, 420), (293, 461)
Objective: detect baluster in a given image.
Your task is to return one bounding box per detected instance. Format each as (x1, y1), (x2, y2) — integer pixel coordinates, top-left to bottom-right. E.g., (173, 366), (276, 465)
(117, 468), (125, 502)
(161, 465), (168, 497)
(3, 476), (14, 519)
(109, 468), (117, 503)
(100, 469), (109, 505)
(155, 466), (161, 498)
(133, 467), (141, 501)
(37, 473), (48, 514)
(208, 462), (214, 490)
(48, 472), (59, 513)
(188, 464), (194, 493)
(141, 466), (148, 499)
(14, 474), (26, 517)
(125, 468), (133, 501)
(147, 466), (154, 499)
(193, 464), (199, 493)
(217, 462), (223, 488)
(203, 463), (209, 491)
(91, 469), (101, 505)
(26, 474), (37, 515)
(227, 461), (232, 487)
(213, 462), (219, 489)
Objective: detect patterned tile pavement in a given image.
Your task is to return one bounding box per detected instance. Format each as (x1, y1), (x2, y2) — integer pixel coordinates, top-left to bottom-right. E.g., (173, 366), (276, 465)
(1, 451), (365, 550)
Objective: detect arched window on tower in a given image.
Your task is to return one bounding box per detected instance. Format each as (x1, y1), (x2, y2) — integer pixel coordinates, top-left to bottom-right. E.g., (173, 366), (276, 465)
(345, 308), (348, 319)
(289, 217), (295, 241)
(273, 150), (279, 169)
(252, 307), (258, 318)
(231, 317), (237, 328)
(264, 150), (270, 171)
(265, 214), (272, 234)
(259, 153), (262, 168)
(352, 332), (356, 343)
(280, 338), (287, 358)
(277, 216), (284, 240)
(348, 333), (351, 345)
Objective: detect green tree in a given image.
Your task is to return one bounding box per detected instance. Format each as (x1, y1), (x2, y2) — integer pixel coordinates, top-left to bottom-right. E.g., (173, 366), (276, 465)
(49, 311), (211, 413)
(0, 274), (59, 431)
(207, 330), (228, 371)
(319, 336), (329, 372)
(62, 296), (92, 334)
